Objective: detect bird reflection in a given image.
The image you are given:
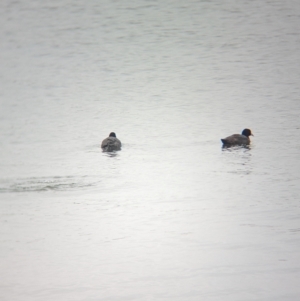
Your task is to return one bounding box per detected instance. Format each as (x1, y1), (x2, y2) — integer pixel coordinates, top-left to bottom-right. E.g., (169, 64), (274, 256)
(104, 151), (119, 158)
(222, 144), (251, 151)
(221, 145), (253, 175)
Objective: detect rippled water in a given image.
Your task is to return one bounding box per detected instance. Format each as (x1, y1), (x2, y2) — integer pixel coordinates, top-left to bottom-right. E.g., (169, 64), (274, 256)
(1, 0), (300, 300)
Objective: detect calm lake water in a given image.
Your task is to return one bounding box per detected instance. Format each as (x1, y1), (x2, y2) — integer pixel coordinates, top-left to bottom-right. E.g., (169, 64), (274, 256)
(1, 0), (300, 300)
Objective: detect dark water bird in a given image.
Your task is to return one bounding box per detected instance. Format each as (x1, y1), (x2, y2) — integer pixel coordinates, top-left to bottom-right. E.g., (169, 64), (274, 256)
(101, 132), (122, 152)
(221, 129), (253, 147)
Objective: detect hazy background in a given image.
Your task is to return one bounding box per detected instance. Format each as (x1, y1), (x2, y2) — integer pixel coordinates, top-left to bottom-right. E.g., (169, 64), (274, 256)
(1, 0), (300, 300)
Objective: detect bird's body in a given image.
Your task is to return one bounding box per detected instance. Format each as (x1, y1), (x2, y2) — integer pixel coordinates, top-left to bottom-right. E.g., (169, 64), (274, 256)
(221, 129), (253, 147)
(101, 132), (122, 152)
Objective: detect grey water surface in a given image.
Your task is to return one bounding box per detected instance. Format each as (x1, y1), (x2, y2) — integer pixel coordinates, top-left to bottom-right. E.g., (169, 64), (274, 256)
(1, 0), (300, 300)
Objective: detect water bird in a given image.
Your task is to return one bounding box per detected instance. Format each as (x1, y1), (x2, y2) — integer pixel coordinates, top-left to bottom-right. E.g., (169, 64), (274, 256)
(101, 132), (122, 152)
(221, 129), (253, 147)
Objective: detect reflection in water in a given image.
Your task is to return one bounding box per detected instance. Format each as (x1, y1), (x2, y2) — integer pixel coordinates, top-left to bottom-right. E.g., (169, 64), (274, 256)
(222, 144), (251, 151)
(221, 145), (253, 175)
(103, 151), (120, 158)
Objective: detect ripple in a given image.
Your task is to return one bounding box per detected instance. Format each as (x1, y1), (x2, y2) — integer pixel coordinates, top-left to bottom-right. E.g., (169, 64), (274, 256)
(0, 176), (100, 193)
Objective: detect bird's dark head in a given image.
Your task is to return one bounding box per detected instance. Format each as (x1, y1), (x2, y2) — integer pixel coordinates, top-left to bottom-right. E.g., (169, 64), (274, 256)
(241, 129), (253, 137)
(109, 132), (116, 138)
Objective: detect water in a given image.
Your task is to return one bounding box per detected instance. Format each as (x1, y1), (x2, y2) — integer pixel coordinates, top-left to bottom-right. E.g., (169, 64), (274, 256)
(1, 0), (300, 300)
